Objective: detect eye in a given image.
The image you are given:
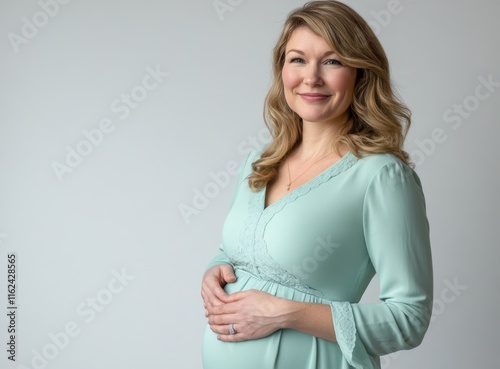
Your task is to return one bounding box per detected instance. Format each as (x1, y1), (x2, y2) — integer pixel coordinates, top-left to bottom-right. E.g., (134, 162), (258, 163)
(289, 57), (305, 63)
(325, 59), (343, 66)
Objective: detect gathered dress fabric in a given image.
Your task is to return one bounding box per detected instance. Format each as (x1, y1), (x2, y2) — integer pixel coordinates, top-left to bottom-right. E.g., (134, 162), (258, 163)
(202, 147), (433, 369)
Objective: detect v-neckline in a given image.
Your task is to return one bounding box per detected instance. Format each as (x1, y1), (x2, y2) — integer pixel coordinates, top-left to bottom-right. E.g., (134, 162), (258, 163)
(261, 151), (356, 211)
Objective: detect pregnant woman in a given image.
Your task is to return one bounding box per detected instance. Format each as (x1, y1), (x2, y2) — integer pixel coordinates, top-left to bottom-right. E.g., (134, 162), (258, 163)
(201, 1), (433, 368)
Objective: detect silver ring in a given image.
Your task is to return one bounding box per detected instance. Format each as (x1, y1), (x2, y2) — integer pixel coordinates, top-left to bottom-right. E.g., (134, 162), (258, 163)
(228, 323), (236, 335)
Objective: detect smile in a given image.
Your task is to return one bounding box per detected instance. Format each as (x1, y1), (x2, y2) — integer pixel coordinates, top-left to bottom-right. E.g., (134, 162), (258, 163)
(298, 93), (330, 102)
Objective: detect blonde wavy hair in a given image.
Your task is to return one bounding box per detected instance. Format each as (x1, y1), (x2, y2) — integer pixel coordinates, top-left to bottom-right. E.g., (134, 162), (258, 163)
(248, 0), (412, 191)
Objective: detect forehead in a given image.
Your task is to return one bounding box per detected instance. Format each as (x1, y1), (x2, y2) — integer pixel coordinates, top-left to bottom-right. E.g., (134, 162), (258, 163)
(285, 26), (334, 52)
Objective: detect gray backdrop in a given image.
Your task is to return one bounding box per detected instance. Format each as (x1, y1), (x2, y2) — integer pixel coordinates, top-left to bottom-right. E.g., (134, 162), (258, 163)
(1, 0), (499, 368)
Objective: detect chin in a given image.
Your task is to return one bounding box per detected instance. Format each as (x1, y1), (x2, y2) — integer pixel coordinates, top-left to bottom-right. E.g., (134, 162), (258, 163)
(298, 114), (332, 124)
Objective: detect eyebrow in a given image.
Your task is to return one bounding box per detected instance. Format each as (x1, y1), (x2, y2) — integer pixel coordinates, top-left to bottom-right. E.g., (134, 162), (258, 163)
(285, 49), (337, 57)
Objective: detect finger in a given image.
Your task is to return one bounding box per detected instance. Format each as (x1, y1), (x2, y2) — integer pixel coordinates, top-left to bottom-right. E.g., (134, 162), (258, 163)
(204, 274), (229, 295)
(224, 290), (249, 302)
(216, 326), (248, 343)
(201, 267), (232, 304)
(207, 312), (239, 326)
(221, 264), (237, 283)
(206, 303), (224, 316)
(201, 286), (214, 308)
(217, 334), (246, 342)
(209, 323), (241, 336)
(209, 283), (231, 303)
(201, 288), (220, 309)
(201, 289), (209, 306)
(202, 284), (225, 307)
(207, 301), (240, 317)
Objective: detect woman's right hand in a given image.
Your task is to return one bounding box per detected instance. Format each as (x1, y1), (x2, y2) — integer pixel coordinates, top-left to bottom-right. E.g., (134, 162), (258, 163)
(201, 264), (237, 310)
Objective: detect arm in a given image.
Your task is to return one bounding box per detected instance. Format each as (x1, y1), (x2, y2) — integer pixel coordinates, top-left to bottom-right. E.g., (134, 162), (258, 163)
(330, 160), (433, 368)
(201, 150), (256, 308)
(281, 300), (336, 341)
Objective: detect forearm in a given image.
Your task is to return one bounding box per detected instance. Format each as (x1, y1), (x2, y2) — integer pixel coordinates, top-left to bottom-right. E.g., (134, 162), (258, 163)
(279, 299), (337, 342)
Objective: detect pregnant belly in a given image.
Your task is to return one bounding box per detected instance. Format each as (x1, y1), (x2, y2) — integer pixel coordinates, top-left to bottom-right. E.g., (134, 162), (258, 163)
(201, 269), (345, 369)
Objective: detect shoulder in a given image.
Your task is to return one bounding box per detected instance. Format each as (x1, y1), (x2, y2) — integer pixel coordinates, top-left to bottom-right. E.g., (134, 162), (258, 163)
(236, 145), (268, 177)
(353, 152), (423, 190)
(242, 145), (268, 166)
(355, 152), (406, 171)
(359, 153), (429, 223)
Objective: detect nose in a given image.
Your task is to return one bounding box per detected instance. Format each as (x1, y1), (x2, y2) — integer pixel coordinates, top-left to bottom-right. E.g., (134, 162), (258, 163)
(304, 64), (323, 86)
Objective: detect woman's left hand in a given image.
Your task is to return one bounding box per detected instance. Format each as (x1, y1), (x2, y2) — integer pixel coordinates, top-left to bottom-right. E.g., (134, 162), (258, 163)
(206, 289), (289, 342)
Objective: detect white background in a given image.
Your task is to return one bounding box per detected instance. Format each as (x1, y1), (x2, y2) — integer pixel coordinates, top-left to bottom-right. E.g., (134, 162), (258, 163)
(0, 0), (499, 368)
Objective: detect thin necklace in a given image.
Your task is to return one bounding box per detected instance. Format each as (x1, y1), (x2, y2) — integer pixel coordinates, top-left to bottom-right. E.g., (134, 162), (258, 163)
(286, 151), (334, 191)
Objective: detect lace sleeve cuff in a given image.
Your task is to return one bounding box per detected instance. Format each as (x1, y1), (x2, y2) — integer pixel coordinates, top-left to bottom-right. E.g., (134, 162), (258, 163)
(330, 301), (379, 369)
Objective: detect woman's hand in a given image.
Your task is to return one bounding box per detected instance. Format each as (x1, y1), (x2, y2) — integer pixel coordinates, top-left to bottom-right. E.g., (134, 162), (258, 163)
(201, 264), (237, 309)
(206, 289), (289, 342)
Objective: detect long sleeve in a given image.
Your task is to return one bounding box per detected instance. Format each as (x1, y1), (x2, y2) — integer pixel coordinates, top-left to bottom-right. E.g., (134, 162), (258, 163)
(330, 159), (433, 369)
(206, 244), (231, 270)
(205, 150), (255, 271)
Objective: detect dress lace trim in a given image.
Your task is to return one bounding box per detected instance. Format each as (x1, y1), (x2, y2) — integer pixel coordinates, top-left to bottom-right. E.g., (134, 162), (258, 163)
(330, 301), (362, 369)
(231, 151), (358, 297)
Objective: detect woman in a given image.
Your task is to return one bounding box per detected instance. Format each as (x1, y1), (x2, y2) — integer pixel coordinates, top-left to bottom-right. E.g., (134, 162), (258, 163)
(201, 1), (433, 368)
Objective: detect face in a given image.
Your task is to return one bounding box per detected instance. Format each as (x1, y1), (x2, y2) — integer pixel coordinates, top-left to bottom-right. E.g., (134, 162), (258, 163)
(281, 27), (357, 127)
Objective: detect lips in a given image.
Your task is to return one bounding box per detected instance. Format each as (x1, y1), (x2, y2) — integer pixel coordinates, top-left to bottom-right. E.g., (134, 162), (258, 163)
(299, 92), (330, 102)
(299, 93), (329, 97)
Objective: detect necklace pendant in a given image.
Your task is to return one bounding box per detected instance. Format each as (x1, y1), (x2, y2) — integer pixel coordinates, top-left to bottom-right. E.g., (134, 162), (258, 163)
(286, 183), (291, 192)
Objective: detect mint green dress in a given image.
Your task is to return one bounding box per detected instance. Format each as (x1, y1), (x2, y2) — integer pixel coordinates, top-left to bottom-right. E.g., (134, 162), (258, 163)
(202, 147), (433, 369)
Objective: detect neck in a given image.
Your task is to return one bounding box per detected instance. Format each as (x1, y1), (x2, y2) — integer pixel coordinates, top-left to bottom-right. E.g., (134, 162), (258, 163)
(294, 119), (347, 159)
